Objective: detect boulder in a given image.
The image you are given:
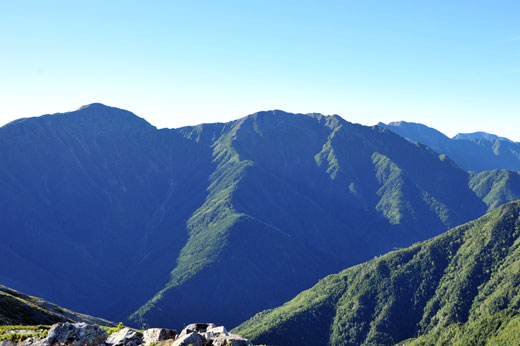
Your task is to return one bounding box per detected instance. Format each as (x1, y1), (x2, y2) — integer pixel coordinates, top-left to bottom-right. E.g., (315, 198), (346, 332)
(206, 326), (227, 335)
(211, 333), (253, 346)
(175, 323), (252, 346)
(45, 322), (108, 346)
(142, 328), (176, 345)
(20, 338), (49, 346)
(106, 327), (143, 346)
(202, 325), (228, 341)
(178, 323), (216, 337)
(171, 332), (203, 346)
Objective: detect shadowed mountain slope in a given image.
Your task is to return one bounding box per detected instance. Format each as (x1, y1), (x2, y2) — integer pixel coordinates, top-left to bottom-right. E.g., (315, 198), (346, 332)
(0, 104), (214, 321)
(1, 104), (520, 330)
(234, 201), (520, 346)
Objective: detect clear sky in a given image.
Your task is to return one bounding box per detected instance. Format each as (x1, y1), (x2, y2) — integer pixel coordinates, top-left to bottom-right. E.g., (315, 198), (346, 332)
(1, 1), (519, 140)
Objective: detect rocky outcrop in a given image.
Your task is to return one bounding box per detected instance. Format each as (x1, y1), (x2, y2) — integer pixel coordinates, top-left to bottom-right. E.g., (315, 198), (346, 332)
(211, 334), (251, 346)
(174, 323), (252, 346)
(1, 322), (251, 346)
(171, 332), (203, 346)
(106, 328), (143, 346)
(142, 328), (176, 346)
(178, 323), (215, 338)
(46, 322), (108, 345)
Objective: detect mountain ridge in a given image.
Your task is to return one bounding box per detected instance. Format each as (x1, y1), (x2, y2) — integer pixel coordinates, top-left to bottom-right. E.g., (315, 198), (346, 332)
(454, 131), (514, 143)
(380, 121), (520, 172)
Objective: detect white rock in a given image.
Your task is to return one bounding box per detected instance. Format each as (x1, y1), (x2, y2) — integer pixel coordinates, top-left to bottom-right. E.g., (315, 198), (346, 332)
(212, 333), (253, 346)
(45, 322), (108, 346)
(106, 327), (143, 346)
(142, 328), (176, 345)
(178, 323), (216, 338)
(207, 326), (228, 335)
(171, 332), (203, 346)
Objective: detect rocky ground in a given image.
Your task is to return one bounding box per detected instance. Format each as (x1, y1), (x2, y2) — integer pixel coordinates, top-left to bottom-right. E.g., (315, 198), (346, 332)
(0, 322), (252, 346)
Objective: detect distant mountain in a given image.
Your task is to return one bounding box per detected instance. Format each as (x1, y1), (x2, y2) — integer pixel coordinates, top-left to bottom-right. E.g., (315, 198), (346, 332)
(0, 284), (114, 326)
(379, 121), (450, 150)
(234, 201), (520, 346)
(2, 104), (520, 330)
(454, 131), (514, 143)
(380, 121), (520, 172)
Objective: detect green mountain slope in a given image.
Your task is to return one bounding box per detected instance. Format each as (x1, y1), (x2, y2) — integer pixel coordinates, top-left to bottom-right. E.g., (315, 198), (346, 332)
(234, 201), (520, 346)
(380, 121), (520, 172)
(470, 170), (520, 211)
(0, 285), (114, 326)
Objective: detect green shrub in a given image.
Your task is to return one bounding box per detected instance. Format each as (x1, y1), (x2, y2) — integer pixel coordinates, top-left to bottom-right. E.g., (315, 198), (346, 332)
(0, 330), (48, 342)
(101, 322), (124, 335)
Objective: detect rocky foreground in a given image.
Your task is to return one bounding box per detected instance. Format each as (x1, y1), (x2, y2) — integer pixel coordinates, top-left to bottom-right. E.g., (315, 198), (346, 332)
(0, 322), (252, 346)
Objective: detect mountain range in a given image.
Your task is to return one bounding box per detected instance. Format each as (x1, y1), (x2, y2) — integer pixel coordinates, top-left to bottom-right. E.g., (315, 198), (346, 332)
(234, 200), (520, 346)
(2, 104), (520, 331)
(380, 121), (520, 172)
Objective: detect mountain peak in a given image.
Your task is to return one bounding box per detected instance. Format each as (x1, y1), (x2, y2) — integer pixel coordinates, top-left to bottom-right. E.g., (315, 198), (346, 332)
(244, 109), (345, 126)
(77, 102), (112, 111)
(64, 103), (153, 130)
(246, 109), (298, 118)
(1, 103), (154, 136)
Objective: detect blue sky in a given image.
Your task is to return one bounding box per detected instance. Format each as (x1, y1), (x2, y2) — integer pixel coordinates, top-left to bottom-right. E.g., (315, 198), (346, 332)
(1, 1), (519, 140)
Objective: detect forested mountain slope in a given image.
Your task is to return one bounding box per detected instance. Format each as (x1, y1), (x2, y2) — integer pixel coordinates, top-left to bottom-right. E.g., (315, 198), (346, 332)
(234, 201), (520, 346)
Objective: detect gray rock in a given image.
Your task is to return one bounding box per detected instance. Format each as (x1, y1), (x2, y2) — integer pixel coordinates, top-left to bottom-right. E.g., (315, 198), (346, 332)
(106, 328), (143, 346)
(142, 328), (176, 345)
(212, 333), (253, 346)
(206, 326), (228, 335)
(202, 325), (228, 342)
(45, 322), (108, 346)
(20, 337), (49, 346)
(178, 323), (216, 337)
(1, 323), (251, 346)
(175, 323), (253, 346)
(171, 332), (203, 346)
